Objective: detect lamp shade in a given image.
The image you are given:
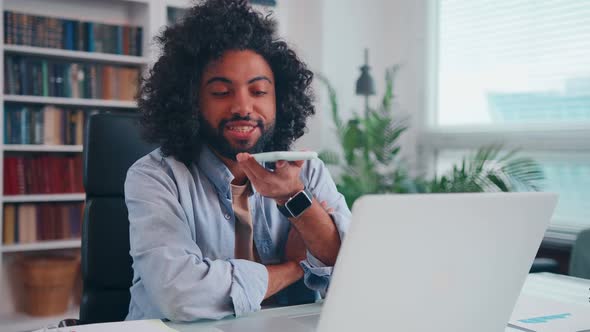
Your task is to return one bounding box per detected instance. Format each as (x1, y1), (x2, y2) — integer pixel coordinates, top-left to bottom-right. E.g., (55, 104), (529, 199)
(356, 66), (376, 96)
(355, 49), (376, 96)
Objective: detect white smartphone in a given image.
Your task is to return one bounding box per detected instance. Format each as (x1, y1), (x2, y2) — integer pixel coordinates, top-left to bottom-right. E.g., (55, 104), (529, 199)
(251, 151), (318, 163)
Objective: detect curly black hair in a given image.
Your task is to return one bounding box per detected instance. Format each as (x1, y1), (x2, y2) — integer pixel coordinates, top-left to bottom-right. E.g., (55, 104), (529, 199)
(138, 0), (315, 165)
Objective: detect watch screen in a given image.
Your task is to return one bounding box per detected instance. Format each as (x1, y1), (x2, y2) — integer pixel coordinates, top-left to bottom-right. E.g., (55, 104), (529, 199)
(287, 191), (312, 215)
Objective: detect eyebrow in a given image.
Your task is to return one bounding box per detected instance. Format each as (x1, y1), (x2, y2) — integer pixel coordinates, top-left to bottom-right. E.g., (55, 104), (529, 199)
(247, 76), (273, 84)
(206, 77), (232, 85)
(205, 76), (273, 86)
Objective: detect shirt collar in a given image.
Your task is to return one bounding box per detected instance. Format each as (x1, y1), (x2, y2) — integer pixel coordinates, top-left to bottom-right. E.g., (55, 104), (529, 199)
(196, 145), (262, 197)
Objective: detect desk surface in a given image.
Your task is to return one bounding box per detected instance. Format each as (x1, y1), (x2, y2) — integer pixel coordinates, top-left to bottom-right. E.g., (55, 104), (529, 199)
(165, 273), (590, 332)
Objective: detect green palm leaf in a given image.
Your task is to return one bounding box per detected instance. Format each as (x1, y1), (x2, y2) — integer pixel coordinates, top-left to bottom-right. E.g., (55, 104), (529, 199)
(429, 145), (544, 193)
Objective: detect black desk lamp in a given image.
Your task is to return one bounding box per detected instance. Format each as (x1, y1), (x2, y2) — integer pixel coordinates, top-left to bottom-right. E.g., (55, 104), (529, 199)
(356, 48), (376, 119)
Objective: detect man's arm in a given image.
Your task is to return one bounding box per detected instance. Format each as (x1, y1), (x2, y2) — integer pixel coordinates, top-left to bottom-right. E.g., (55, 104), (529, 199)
(265, 262), (304, 298)
(126, 162), (268, 321)
(264, 225), (307, 298)
(279, 198), (341, 266)
(237, 153), (347, 267)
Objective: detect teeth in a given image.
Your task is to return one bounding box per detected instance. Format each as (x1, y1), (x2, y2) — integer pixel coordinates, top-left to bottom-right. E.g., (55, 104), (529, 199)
(228, 126), (253, 133)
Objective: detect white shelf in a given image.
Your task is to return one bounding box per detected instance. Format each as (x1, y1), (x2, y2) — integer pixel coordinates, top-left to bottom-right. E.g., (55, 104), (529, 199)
(3, 144), (83, 152)
(0, 306), (79, 332)
(3, 193), (86, 203)
(0, 0), (153, 329)
(3, 95), (138, 108)
(4, 44), (149, 65)
(1, 239), (81, 253)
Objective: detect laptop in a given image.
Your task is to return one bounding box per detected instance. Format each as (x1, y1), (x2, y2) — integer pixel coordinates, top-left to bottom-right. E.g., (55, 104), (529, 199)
(215, 192), (558, 332)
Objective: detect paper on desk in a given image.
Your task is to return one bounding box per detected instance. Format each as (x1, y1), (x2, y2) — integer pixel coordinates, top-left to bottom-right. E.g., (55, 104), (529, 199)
(56, 319), (178, 332)
(509, 294), (590, 332)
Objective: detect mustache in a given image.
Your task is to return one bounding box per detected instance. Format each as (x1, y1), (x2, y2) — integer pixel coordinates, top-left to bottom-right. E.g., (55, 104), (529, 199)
(219, 114), (264, 129)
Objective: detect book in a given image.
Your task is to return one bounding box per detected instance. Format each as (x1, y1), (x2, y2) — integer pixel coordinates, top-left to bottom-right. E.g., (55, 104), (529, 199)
(3, 205), (16, 244)
(17, 204), (36, 243)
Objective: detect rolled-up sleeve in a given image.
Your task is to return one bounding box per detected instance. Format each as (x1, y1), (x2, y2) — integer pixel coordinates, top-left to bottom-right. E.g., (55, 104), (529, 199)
(125, 163), (267, 321)
(299, 159), (351, 296)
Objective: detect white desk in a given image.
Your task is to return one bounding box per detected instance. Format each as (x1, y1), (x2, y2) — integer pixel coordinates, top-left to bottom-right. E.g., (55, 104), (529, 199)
(165, 273), (590, 332)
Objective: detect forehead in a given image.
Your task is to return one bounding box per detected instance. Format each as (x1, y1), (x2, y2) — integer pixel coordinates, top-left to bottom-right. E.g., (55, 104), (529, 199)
(202, 50), (274, 82)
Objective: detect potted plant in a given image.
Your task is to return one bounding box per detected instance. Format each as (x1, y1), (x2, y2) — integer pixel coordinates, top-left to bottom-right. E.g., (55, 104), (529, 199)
(317, 66), (544, 208)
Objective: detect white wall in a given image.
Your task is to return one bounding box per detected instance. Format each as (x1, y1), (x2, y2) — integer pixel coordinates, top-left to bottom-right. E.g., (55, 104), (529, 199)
(276, 0), (429, 175)
(272, 0), (325, 152)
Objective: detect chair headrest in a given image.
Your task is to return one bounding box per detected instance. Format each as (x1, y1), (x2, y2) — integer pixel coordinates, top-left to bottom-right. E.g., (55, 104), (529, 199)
(83, 112), (157, 196)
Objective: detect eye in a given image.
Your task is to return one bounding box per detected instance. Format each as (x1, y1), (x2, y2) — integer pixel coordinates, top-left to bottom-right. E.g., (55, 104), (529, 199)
(211, 91), (230, 97)
(253, 90), (268, 96)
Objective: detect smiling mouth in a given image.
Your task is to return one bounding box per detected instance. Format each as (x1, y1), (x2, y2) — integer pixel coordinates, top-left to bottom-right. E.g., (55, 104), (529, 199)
(227, 125), (256, 133)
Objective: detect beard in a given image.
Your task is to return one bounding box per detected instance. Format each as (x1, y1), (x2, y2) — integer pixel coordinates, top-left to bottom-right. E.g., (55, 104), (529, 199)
(199, 114), (275, 161)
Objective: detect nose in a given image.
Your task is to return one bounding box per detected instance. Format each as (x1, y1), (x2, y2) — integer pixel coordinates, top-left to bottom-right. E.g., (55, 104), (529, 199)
(230, 88), (253, 116)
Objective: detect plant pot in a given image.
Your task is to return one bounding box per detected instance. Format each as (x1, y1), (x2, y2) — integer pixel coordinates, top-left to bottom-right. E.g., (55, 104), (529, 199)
(19, 255), (78, 316)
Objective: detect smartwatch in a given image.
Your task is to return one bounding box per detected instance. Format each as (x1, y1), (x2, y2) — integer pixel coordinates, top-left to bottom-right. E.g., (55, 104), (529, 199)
(277, 187), (313, 218)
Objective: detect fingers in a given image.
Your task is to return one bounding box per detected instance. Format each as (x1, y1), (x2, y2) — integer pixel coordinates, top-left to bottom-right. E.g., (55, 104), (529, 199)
(236, 152), (305, 199)
(236, 153), (267, 182)
(292, 160), (305, 168)
(275, 159), (305, 169)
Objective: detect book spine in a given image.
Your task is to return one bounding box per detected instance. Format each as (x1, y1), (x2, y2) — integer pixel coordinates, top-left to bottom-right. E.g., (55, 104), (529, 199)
(116, 25), (123, 55)
(12, 109), (21, 145)
(4, 108), (11, 144)
(136, 26), (143, 56)
(5, 56), (15, 94)
(86, 22), (94, 52)
(20, 107), (29, 144)
(4, 11), (12, 45)
(19, 57), (29, 95)
(16, 157), (26, 195)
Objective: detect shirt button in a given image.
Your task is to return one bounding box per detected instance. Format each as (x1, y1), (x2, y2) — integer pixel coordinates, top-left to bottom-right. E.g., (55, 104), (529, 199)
(224, 213), (231, 220)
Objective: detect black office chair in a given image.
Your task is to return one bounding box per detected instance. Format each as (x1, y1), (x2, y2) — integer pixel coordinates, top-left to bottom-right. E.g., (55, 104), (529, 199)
(529, 257), (559, 273)
(80, 112), (157, 324)
(569, 228), (590, 279)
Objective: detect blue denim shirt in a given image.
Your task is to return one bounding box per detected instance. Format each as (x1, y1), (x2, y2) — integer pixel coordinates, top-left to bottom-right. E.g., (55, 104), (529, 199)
(124, 146), (351, 322)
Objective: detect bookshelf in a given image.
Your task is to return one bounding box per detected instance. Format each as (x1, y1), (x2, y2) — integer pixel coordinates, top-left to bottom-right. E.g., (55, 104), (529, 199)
(1, 238), (81, 252)
(0, 0), (277, 330)
(0, 0), (172, 331)
(3, 144), (84, 152)
(3, 193), (86, 203)
(4, 95), (139, 108)
(4, 44), (150, 65)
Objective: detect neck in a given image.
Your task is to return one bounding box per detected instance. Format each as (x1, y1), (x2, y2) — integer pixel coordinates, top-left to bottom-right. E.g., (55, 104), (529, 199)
(209, 146), (248, 185)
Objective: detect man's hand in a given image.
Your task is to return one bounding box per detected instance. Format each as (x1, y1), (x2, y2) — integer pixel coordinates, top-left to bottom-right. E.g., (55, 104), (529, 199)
(285, 227), (307, 263)
(236, 152), (305, 204)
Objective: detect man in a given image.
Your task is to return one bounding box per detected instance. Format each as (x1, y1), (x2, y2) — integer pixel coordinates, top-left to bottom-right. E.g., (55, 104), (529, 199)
(125, 0), (350, 322)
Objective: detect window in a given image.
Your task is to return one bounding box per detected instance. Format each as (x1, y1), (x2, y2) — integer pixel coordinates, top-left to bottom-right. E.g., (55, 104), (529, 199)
(427, 0), (590, 237)
(436, 0), (590, 126)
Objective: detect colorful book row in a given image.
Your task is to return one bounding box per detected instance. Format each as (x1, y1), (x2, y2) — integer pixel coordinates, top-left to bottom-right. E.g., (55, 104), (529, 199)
(4, 55), (140, 100)
(4, 154), (84, 195)
(4, 105), (97, 146)
(2, 202), (84, 245)
(4, 11), (143, 56)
